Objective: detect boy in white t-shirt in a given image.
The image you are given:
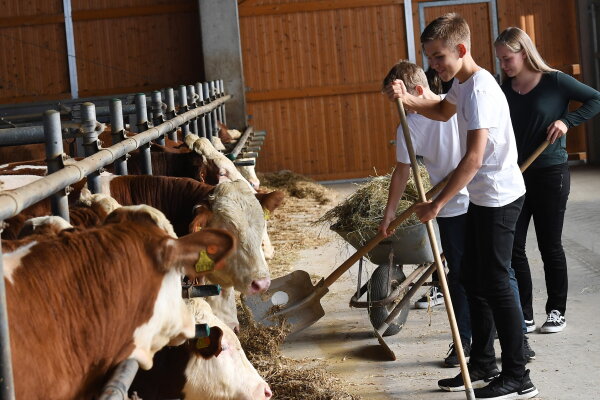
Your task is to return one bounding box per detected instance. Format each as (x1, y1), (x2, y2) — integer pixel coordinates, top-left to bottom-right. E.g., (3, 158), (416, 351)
(384, 14), (537, 400)
(378, 61), (472, 368)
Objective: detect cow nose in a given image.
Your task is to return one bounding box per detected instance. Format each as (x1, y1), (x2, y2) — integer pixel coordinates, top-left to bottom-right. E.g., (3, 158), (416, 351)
(249, 277), (271, 294)
(264, 384), (273, 399)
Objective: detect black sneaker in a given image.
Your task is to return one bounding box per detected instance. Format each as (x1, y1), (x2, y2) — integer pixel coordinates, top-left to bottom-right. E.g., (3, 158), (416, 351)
(414, 286), (444, 309)
(438, 364), (500, 392)
(540, 310), (566, 333)
(523, 335), (535, 362)
(474, 369), (539, 399)
(444, 341), (471, 367)
(524, 319), (536, 333)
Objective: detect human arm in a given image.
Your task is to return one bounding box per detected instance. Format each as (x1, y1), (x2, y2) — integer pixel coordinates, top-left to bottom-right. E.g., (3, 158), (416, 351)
(414, 129), (487, 222)
(378, 162), (410, 237)
(547, 72), (600, 143)
(383, 80), (456, 121)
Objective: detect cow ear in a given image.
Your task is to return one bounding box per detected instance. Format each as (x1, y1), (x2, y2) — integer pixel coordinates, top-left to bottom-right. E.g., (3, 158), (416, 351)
(255, 190), (286, 213)
(189, 205), (213, 232)
(189, 326), (224, 359)
(166, 228), (235, 278)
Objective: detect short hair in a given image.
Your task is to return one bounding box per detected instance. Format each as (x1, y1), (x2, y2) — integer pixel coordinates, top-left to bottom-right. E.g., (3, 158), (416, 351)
(382, 60), (429, 94)
(420, 13), (471, 51)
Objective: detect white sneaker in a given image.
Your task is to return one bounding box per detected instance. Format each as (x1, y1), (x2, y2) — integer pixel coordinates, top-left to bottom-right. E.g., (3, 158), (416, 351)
(525, 319), (536, 333)
(540, 310), (566, 333)
(414, 286), (444, 309)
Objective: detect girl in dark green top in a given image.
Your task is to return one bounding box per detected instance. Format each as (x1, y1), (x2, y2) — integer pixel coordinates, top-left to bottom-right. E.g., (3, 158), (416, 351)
(495, 27), (600, 335)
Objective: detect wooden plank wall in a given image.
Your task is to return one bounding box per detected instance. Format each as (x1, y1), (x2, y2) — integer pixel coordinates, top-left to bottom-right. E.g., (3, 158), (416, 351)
(0, 0), (71, 103)
(0, 0), (204, 104)
(239, 0), (409, 180)
(72, 0), (203, 98)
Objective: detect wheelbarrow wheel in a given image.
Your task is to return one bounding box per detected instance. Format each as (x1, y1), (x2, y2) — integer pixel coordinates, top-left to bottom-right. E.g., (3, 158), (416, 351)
(367, 263), (409, 337)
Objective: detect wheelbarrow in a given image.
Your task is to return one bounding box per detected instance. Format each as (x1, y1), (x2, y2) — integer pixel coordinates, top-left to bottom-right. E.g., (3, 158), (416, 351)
(332, 222), (441, 337)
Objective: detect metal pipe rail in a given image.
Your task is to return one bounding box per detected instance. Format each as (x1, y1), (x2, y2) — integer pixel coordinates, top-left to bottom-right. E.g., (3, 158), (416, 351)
(0, 94), (230, 222)
(226, 126), (254, 161)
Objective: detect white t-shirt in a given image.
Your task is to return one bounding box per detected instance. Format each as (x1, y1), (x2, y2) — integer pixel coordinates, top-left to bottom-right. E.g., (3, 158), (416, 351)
(445, 69), (525, 207)
(396, 99), (469, 218)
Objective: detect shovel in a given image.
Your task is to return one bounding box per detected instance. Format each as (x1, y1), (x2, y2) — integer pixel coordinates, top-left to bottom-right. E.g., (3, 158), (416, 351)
(243, 174), (451, 335)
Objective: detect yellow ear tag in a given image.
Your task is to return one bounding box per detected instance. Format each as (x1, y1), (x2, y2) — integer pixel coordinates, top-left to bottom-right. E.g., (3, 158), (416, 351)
(194, 225), (202, 232)
(196, 337), (211, 349)
(195, 250), (215, 273)
(263, 208), (271, 221)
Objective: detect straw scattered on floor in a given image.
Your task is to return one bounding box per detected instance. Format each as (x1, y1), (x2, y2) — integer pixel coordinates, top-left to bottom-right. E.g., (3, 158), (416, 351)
(261, 171), (338, 277)
(259, 170), (336, 205)
(238, 300), (360, 400)
(315, 166), (431, 244)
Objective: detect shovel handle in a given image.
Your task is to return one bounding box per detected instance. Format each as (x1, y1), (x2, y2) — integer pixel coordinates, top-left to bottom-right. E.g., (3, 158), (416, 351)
(520, 140), (549, 172)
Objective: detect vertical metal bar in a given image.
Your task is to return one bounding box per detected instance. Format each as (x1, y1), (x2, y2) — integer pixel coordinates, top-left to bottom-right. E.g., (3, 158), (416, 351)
(187, 85), (199, 135)
(196, 82), (207, 138)
(44, 110), (70, 221)
(80, 102), (101, 193)
(135, 94), (152, 175)
(62, 0), (78, 99)
(151, 91), (166, 146)
(109, 99), (128, 175)
(209, 81), (218, 137)
(203, 82), (213, 137)
(177, 85), (190, 138)
(219, 79), (227, 125)
(215, 80), (224, 127)
(164, 88), (178, 142)
(403, 0), (416, 63)
(0, 241), (16, 400)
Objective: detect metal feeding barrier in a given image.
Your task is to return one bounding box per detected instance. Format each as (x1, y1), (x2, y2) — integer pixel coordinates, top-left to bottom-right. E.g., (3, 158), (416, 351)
(0, 79), (261, 399)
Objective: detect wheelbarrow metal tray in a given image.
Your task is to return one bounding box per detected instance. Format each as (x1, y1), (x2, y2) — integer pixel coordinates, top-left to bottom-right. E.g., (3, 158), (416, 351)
(331, 222), (441, 265)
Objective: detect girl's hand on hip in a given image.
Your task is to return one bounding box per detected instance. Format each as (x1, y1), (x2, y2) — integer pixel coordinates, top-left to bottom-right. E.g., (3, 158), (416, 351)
(546, 120), (568, 144)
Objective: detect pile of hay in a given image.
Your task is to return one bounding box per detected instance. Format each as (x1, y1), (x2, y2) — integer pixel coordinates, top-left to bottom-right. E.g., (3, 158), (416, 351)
(316, 166), (431, 242)
(238, 301), (360, 400)
(259, 170), (336, 204)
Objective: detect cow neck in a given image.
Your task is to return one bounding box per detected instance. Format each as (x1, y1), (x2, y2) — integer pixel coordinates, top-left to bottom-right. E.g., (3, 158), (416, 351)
(7, 221), (167, 399)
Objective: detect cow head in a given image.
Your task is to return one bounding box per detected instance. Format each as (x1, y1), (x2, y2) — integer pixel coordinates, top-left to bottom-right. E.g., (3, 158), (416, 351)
(182, 298), (272, 400)
(188, 180), (271, 294)
(104, 206), (236, 369)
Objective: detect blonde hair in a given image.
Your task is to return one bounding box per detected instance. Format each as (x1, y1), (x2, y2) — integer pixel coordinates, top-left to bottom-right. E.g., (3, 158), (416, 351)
(420, 13), (471, 51)
(382, 60), (429, 94)
(494, 27), (555, 73)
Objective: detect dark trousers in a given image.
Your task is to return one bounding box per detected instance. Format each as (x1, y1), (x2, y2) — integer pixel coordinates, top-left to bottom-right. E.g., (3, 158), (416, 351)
(436, 214), (471, 342)
(512, 163), (570, 319)
(462, 196), (526, 379)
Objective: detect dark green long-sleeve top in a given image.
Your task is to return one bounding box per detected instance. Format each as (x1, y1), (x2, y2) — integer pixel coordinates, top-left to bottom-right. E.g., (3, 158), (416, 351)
(501, 71), (600, 168)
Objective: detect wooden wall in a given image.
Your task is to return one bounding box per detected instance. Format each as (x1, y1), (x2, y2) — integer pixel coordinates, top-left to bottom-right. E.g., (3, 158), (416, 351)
(240, 0), (587, 180)
(0, 0), (204, 104)
(239, 0), (408, 180)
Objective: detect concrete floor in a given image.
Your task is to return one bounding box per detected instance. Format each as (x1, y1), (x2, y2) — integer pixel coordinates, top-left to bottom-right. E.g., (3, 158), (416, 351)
(281, 165), (600, 400)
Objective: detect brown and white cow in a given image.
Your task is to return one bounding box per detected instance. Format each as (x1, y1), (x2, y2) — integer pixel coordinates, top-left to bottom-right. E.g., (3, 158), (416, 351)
(4, 205), (235, 399)
(130, 298), (272, 400)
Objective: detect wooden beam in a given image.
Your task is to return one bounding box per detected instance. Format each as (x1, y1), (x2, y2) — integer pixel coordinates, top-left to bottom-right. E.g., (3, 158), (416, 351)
(568, 152), (587, 161)
(246, 82), (381, 102)
(72, 3), (196, 22)
(239, 0), (404, 17)
(0, 14), (63, 28)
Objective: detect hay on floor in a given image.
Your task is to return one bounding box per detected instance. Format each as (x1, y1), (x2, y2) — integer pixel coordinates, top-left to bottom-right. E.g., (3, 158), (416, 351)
(259, 170), (336, 204)
(316, 166), (431, 244)
(238, 300), (360, 400)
